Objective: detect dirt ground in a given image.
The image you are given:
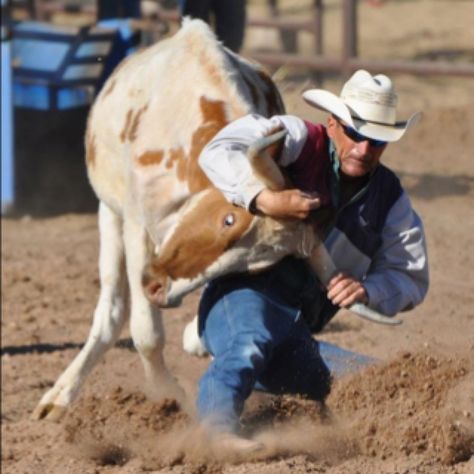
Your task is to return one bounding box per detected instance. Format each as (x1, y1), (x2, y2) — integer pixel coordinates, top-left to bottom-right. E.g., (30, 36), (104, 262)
(2, 1), (474, 473)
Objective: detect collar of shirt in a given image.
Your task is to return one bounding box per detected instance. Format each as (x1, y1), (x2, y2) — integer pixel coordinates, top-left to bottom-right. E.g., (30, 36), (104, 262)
(328, 139), (375, 209)
(329, 140), (341, 207)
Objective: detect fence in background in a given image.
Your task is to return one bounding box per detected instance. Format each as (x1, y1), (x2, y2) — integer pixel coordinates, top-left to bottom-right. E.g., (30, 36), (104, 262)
(13, 0), (474, 79)
(4, 0), (474, 215)
(152, 0), (474, 79)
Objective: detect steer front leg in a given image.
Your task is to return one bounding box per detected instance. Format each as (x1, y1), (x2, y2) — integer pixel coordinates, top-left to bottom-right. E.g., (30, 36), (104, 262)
(123, 213), (186, 404)
(32, 202), (129, 420)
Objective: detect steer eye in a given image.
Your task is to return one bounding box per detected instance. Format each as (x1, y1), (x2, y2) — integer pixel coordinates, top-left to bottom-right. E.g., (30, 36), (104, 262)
(223, 213), (235, 227)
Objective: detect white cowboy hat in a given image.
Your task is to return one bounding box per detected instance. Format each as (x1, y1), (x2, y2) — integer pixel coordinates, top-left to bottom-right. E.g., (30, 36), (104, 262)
(302, 70), (422, 142)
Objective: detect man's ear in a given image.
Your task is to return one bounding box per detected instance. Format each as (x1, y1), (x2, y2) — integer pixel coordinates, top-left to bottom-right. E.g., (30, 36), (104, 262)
(326, 115), (337, 140)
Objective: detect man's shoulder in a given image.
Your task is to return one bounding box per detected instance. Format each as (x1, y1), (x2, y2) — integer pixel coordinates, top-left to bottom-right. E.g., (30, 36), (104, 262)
(375, 163), (400, 180)
(359, 165), (405, 232)
(336, 166), (406, 254)
(297, 121), (329, 160)
(371, 164), (403, 196)
(303, 121), (328, 139)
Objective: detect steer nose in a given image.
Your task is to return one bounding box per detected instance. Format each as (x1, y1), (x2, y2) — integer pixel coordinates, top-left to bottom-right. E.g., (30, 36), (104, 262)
(142, 267), (167, 306)
(144, 279), (164, 305)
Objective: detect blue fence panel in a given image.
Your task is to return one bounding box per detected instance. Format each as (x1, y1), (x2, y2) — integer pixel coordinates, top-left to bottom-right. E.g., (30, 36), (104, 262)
(12, 19), (140, 110)
(1, 37), (15, 211)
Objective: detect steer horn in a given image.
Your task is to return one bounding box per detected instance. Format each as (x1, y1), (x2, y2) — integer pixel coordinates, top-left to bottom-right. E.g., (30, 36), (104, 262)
(310, 244), (402, 326)
(246, 128), (288, 191)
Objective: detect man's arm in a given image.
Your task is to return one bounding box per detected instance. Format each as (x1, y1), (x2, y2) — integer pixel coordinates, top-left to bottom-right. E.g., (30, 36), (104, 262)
(198, 113), (320, 217)
(326, 272), (369, 308)
(254, 189), (320, 219)
(362, 192), (429, 315)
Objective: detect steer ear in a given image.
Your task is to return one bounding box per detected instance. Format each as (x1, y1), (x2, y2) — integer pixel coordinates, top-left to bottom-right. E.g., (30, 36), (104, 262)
(247, 128), (287, 191)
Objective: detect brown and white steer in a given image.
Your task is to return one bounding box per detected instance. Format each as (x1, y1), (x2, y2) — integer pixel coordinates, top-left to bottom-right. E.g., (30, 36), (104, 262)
(32, 18), (287, 420)
(33, 19), (396, 421)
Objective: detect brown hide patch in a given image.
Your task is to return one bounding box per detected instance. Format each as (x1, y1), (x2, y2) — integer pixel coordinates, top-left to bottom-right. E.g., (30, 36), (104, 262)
(132, 98), (227, 188)
(200, 95), (227, 124)
(157, 97), (229, 189)
(136, 150), (165, 166)
(187, 123), (216, 192)
(257, 70), (285, 116)
(177, 150), (187, 182)
(86, 132), (97, 168)
(184, 97), (228, 192)
(120, 109), (133, 143)
(152, 189), (254, 280)
(166, 147), (185, 169)
(128, 105), (148, 142)
(120, 106), (149, 143)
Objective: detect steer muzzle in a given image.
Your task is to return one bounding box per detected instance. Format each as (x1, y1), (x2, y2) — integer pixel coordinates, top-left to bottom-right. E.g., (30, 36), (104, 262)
(142, 263), (172, 307)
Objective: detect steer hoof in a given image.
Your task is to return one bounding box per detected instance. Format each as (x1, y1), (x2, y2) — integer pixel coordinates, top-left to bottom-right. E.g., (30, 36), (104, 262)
(31, 403), (67, 422)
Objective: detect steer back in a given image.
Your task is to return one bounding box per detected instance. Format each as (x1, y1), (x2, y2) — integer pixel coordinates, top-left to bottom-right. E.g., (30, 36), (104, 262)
(85, 18), (284, 240)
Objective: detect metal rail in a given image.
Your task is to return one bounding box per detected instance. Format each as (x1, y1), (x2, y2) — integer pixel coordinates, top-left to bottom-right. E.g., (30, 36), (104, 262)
(250, 52), (474, 78)
(156, 0), (474, 78)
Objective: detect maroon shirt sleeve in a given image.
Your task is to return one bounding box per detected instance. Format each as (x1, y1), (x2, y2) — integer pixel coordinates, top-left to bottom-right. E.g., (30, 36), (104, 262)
(286, 121), (332, 207)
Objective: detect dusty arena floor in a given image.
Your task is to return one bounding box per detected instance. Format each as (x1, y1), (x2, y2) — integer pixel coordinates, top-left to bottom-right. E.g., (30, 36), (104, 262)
(2, 1), (474, 472)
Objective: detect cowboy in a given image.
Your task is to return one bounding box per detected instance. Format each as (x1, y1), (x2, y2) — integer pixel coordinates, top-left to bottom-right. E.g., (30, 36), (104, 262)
(196, 70), (429, 452)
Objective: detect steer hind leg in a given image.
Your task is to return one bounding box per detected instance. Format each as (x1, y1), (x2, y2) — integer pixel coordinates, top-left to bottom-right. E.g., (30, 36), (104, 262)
(32, 202), (129, 420)
(123, 214), (186, 405)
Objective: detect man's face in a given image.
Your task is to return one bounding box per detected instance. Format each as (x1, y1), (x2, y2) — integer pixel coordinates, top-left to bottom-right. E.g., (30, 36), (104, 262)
(327, 116), (387, 179)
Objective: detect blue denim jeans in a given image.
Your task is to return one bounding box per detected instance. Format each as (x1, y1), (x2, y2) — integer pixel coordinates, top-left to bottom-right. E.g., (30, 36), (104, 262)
(196, 258), (332, 434)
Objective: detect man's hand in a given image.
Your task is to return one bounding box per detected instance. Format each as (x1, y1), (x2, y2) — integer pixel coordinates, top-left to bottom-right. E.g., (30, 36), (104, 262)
(327, 272), (368, 308)
(254, 188), (321, 219)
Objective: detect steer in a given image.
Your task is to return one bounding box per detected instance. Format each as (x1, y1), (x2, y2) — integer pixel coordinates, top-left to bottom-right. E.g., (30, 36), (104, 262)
(32, 18), (285, 421)
(33, 19), (395, 421)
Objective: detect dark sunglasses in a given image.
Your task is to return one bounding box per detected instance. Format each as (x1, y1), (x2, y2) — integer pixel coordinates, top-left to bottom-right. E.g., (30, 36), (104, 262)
(339, 122), (387, 148)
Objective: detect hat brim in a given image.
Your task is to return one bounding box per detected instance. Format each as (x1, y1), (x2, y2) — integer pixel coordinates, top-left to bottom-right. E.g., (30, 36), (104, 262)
(302, 89), (421, 142)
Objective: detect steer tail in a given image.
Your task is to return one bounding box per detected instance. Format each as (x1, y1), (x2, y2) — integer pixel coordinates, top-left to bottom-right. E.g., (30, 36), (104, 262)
(246, 128), (288, 191)
(309, 244), (402, 326)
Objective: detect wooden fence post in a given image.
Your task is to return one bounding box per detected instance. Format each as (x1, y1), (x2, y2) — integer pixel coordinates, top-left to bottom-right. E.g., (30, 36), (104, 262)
(342, 0), (358, 78)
